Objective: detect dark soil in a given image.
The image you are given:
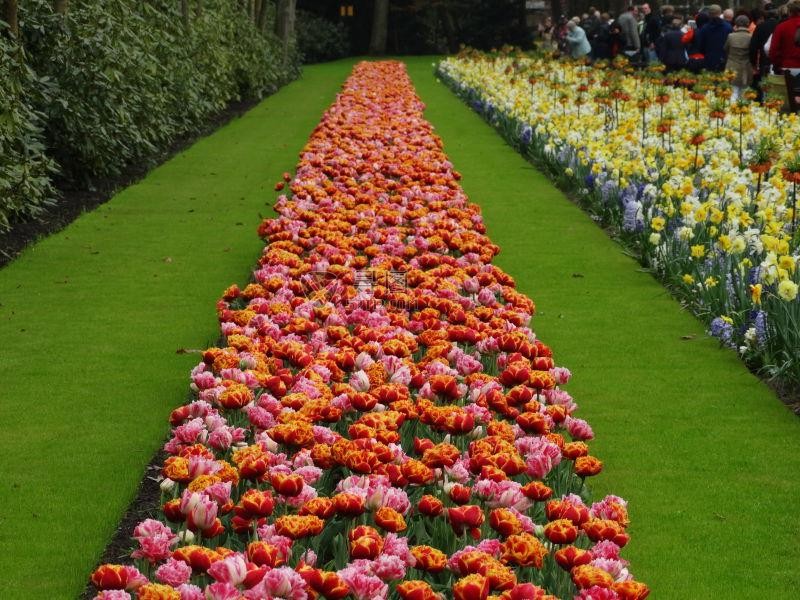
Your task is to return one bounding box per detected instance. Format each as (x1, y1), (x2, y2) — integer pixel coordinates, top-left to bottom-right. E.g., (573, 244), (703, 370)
(82, 448), (166, 599)
(0, 98), (258, 270)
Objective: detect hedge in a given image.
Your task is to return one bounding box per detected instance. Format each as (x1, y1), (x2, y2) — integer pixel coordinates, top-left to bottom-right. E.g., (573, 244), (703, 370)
(0, 0), (300, 232)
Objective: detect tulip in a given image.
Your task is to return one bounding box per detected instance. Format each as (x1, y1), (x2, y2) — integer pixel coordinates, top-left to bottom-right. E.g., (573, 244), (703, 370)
(452, 574), (490, 600)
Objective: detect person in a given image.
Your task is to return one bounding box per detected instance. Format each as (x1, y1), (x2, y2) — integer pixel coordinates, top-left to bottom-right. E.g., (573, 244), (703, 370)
(750, 7), (779, 99)
(590, 12), (614, 59)
(539, 16), (557, 50)
(695, 4), (733, 71)
(725, 15), (754, 99)
(657, 16), (689, 72)
(565, 20), (592, 59)
(617, 5), (641, 60)
(683, 11), (710, 71)
(723, 8), (735, 26)
(640, 3), (662, 62)
(768, 0), (800, 73)
(609, 19), (624, 57)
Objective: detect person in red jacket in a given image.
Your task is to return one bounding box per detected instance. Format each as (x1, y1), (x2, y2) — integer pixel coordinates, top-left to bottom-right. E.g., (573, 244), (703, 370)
(769, 0), (800, 71)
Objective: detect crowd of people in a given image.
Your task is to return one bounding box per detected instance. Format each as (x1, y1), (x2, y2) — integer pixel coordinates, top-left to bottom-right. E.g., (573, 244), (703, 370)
(538, 1), (800, 101)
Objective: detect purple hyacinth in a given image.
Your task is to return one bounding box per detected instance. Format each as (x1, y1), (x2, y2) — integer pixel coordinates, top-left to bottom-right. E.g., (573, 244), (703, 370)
(520, 125), (533, 145)
(710, 317), (734, 346)
(754, 310), (768, 346)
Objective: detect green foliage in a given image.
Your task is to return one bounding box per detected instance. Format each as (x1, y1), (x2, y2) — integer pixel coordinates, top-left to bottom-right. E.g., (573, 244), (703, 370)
(18, 0), (299, 183)
(295, 9), (350, 63)
(0, 34), (56, 231)
(0, 0), (301, 234)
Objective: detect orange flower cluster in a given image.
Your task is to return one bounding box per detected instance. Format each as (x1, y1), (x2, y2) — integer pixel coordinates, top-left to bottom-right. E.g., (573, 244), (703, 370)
(89, 62), (647, 600)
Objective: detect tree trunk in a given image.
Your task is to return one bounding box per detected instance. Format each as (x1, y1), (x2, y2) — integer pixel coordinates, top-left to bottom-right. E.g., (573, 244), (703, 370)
(369, 0), (389, 55)
(439, 4), (459, 54)
(275, 0), (296, 62)
(195, 0), (202, 18)
(54, 0), (69, 14)
(256, 0), (269, 32)
(274, 0), (295, 39)
(180, 0), (190, 31)
(253, 0), (262, 24)
(4, 0), (18, 38)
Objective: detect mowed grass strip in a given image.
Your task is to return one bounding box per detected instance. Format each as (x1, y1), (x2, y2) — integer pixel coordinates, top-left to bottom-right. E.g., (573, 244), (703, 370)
(404, 55), (800, 599)
(0, 59), (359, 598)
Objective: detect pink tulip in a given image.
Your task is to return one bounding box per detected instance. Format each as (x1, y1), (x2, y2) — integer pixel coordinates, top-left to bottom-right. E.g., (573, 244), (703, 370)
(155, 558), (192, 587)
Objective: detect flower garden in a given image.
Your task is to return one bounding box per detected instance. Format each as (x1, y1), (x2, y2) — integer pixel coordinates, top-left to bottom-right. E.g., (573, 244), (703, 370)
(4, 54), (800, 600)
(437, 50), (800, 392)
(87, 61), (648, 600)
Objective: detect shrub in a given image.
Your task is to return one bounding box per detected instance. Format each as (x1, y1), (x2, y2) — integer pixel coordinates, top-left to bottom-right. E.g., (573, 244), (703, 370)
(295, 9), (350, 63)
(18, 0), (299, 183)
(0, 33), (56, 231)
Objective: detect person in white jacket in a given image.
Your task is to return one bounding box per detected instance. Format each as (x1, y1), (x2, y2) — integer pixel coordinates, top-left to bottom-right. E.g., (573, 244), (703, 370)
(566, 21), (592, 58)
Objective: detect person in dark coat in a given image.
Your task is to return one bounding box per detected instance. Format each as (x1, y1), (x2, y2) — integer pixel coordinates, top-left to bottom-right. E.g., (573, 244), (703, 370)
(695, 4), (733, 71)
(590, 13), (614, 59)
(750, 8), (779, 100)
(657, 17), (689, 72)
(684, 11), (710, 72)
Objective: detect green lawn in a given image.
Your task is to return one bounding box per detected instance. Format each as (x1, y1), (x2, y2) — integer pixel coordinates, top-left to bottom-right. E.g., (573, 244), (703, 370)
(0, 59), (358, 598)
(1, 56), (798, 598)
(403, 56), (800, 598)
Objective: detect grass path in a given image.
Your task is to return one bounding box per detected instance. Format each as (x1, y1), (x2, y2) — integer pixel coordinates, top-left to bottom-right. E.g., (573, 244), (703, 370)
(403, 56), (800, 598)
(0, 59), (358, 598)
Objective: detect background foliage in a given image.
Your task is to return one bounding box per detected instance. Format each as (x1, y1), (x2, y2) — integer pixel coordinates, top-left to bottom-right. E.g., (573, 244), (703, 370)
(0, 0), (299, 231)
(296, 8), (350, 63)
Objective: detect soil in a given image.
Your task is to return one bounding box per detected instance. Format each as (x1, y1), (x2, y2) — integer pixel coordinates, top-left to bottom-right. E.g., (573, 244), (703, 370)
(0, 97), (258, 270)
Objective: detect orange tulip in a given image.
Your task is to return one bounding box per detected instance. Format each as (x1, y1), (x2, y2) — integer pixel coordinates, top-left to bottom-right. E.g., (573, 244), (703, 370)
(247, 541), (285, 567)
(308, 570), (351, 600)
(554, 545), (592, 571)
(543, 519), (579, 544)
(333, 492), (366, 516)
(269, 472), (305, 496)
(453, 574), (490, 600)
(418, 495), (444, 516)
(489, 508), (523, 537)
(137, 584), (181, 600)
(410, 545), (448, 573)
(397, 580), (439, 600)
(274, 514), (324, 539)
(236, 488), (275, 518)
(574, 455), (603, 477)
(500, 533), (548, 568)
(571, 565), (615, 589)
(448, 505), (485, 536)
(582, 518), (630, 547)
(613, 580), (651, 600)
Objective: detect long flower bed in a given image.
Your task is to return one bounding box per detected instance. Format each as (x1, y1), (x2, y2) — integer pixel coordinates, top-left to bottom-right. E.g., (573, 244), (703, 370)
(438, 51), (800, 392)
(88, 61), (648, 600)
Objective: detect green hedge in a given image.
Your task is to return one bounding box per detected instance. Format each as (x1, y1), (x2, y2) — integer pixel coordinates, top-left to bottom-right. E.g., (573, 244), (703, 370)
(0, 0), (300, 231)
(0, 36), (56, 231)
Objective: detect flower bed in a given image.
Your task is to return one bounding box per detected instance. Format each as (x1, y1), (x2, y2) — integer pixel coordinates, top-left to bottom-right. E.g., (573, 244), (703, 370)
(88, 61), (648, 600)
(438, 51), (800, 392)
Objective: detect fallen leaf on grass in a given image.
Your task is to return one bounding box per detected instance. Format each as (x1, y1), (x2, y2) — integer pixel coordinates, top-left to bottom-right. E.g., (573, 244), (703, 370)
(176, 348), (204, 355)
(681, 334), (697, 340)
